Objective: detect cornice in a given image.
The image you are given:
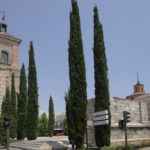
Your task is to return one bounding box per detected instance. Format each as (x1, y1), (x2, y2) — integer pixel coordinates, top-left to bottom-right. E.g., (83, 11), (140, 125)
(0, 33), (22, 45)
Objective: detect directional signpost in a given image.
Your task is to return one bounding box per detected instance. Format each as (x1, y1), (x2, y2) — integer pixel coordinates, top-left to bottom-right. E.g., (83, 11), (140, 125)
(93, 110), (109, 126)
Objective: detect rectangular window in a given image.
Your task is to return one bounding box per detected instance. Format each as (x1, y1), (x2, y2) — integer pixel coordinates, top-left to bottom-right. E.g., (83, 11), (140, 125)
(1, 51), (9, 64)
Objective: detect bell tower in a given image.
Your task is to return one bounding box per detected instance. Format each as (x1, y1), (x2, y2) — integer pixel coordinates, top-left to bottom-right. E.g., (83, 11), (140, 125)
(0, 14), (21, 111)
(126, 73), (145, 100)
(133, 73), (145, 95)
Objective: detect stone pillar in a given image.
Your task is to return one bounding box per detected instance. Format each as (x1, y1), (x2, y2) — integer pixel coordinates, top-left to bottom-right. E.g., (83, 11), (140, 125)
(139, 101), (143, 123)
(11, 45), (19, 70)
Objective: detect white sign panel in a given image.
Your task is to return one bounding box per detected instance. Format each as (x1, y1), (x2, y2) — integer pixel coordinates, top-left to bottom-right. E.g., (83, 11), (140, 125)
(93, 110), (109, 126)
(87, 120), (93, 126)
(93, 114), (109, 121)
(93, 110), (108, 117)
(93, 120), (109, 126)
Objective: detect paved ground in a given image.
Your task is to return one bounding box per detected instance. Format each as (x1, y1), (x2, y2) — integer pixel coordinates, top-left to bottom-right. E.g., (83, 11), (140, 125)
(0, 146), (22, 150)
(139, 148), (150, 150)
(0, 136), (70, 150)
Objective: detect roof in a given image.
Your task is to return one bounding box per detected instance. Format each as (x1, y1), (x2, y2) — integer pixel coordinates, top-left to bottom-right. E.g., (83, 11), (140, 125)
(134, 93), (150, 101)
(113, 97), (127, 101)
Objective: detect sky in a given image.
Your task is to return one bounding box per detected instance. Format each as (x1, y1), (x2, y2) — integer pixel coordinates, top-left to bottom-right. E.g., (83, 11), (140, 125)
(1, 0), (150, 114)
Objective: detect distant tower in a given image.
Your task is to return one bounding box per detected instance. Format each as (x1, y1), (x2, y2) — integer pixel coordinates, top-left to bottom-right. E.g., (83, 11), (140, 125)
(133, 73), (145, 95)
(0, 13), (21, 111)
(126, 73), (145, 100)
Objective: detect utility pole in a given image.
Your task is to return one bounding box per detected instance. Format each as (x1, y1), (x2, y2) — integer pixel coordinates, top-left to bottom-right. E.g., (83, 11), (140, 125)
(6, 128), (10, 150)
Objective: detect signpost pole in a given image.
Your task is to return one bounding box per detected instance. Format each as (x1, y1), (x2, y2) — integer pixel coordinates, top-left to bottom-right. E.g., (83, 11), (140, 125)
(6, 128), (9, 150)
(85, 121), (88, 149)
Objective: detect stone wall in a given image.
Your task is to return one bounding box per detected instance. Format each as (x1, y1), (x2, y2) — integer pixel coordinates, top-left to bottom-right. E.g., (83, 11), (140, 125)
(110, 98), (141, 124)
(87, 125), (150, 146)
(111, 125), (150, 140)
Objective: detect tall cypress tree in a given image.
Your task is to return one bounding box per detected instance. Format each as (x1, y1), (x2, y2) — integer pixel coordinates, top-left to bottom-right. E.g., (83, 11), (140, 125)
(17, 64), (27, 140)
(48, 96), (55, 137)
(10, 73), (17, 138)
(26, 41), (39, 140)
(93, 6), (111, 147)
(68, 0), (87, 148)
(1, 88), (11, 145)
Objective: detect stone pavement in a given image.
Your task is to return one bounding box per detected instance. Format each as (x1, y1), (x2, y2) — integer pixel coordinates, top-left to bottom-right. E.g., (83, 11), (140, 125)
(139, 147), (150, 150)
(8, 136), (69, 150)
(0, 145), (22, 150)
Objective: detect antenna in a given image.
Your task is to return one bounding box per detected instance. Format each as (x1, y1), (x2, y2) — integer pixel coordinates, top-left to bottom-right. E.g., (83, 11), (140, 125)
(137, 72), (140, 84)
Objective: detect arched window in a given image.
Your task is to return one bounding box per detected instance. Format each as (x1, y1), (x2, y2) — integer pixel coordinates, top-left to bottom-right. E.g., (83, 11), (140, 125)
(1, 51), (9, 64)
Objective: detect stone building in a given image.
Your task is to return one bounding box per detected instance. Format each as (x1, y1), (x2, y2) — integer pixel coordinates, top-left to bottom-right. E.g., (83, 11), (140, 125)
(0, 19), (21, 111)
(87, 79), (150, 146)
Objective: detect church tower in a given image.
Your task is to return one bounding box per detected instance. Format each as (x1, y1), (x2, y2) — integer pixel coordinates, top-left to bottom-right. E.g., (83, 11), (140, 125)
(133, 73), (145, 95)
(126, 73), (145, 100)
(0, 16), (21, 111)
(133, 79), (145, 95)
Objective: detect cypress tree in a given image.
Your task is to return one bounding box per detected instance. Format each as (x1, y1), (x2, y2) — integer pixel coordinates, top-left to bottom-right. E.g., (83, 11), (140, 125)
(63, 118), (68, 136)
(10, 73), (17, 138)
(68, 0), (87, 148)
(38, 113), (48, 136)
(1, 88), (11, 145)
(26, 41), (39, 140)
(0, 97), (6, 145)
(48, 96), (55, 137)
(93, 6), (111, 147)
(1, 88), (11, 118)
(0, 115), (4, 145)
(17, 64), (27, 140)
